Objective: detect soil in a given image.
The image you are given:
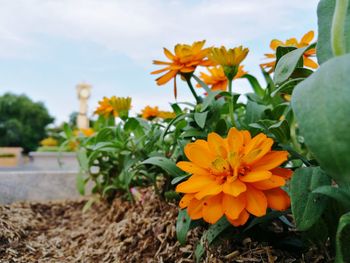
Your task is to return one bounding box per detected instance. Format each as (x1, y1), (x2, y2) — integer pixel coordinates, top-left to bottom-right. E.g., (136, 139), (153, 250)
(0, 188), (331, 263)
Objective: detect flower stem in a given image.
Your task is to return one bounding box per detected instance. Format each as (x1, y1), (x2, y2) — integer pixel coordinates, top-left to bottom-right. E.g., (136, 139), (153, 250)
(228, 79), (236, 127)
(184, 74), (201, 104)
(331, 0), (349, 56)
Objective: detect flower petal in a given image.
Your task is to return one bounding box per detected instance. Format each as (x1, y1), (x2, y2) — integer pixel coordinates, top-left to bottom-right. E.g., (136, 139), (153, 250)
(223, 179), (247, 196)
(187, 198), (204, 220)
(202, 194), (224, 224)
(252, 175), (286, 190)
(176, 161), (210, 175)
(175, 174), (214, 193)
(222, 193), (246, 220)
(303, 57), (318, 69)
(265, 188), (290, 211)
(240, 171), (272, 183)
(156, 70), (177, 85)
(226, 209), (250, 226)
(195, 183), (223, 200)
(208, 132), (227, 158)
(179, 194), (195, 209)
(245, 185), (267, 217)
(184, 143), (216, 169)
(270, 167), (293, 179)
(227, 127), (244, 153)
(301, 31), (314, 44)
(252, 151), (289, 171)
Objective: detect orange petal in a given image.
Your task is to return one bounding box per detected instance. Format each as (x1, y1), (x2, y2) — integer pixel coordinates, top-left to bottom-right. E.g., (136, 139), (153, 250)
(208, 132), (227, 158)
(303, 57), (318, 69)
(301, 31), (314, 44)
(187, 198), (204, 220)
(195, 183), (223, 200)
(252, 175), (286, 190)
(156, 70), (177, 85)
(163, 48), (175, 60)
(222, 193), (246, 220)
(270, 167), (293, 179)
(226, 209), (250, 226)
(151, 67), (171, 75)
(179, 194), (195, 209)
(243, 137), (273, 164)
(241, 130), (252, 145)
(175, 174), (214, 193)
(202, 194), (224, 224)
(252, 151), (289, 171)
(245, 185), (267, 217)
(270, 39), (283, 50)
(184, 143), (216, 169)
(223, 179), (247, 196)
(265, 188), (290, 211)
(227, 127), (244, 153)
(240, 171), (272, 183)
(176, 161), (210, 176)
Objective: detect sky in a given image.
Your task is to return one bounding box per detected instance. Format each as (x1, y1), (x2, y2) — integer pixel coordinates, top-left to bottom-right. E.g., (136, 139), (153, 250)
(0, 0), (319, 125)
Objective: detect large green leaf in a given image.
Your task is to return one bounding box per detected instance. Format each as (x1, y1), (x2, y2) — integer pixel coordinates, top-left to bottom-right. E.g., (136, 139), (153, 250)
(335, 212), (350, 263)
(313, 185), (350, 209)
(292, 54), (350, 186)
(274, 45), (315, 85)
(290, 167), (331, 231)
(141, 156), (184, 177)
(176, 209), (192, 245)
(194, 111), (208, 129)
(317, 0), (350, 64)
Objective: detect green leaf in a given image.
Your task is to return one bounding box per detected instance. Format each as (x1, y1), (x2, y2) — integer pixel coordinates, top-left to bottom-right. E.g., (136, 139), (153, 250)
(291, 54), (350, 187)
(276, 46), (298, 65)
(268, 120), (290, 143)
(201, 91), (221, 112)
(274, 44), (315, 85)
(171, 174), (191, 185)
(76, 171), (86, 195)
(317, 0), (350, 64)
(124, 117), (140, 132)
(290, 167), (331, 231)
(244, 210), (289, 231)
(77, 148), (89, 172)
(176, 209), (192, 245)
(192, 74), (212, 95)
(215, 119), (228, 135)
(171, 103), (183, 115)
(194, 111), (208, 129)
(141, 156), (184, 177)
(313, 185), (350, 209)
(245, 100), (268, 124)
(335, 212), (350, 263)
(195, 217), (231, 262)
(242, 74), (265, 97)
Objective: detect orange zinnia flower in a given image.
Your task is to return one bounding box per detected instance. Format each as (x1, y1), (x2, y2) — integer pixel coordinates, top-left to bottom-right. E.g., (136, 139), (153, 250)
(141, 106), (160, 120)
(176, 128), (292, 226)
(151, 40), (212, 96)
(197, 65), (247, 92)
(261, 30), (318, 73)
(95, 96), (132, 118)
(209, 46), (249, 68)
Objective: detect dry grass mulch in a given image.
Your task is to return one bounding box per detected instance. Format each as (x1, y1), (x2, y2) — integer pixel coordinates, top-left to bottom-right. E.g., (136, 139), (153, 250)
(0, 189), (331, 263)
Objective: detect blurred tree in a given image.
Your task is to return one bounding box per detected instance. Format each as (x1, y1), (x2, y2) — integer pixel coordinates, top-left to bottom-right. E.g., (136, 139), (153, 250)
(0, 93), (54, 152)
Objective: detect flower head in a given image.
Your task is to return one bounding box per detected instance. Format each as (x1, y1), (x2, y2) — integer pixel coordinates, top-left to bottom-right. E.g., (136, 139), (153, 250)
(209, 46), (249, 68)
(261, 30), (318, 73)
(95, 96), (132, 118)
(74, 128), (95, 137)
(151, 40), (212, 97)
(176, 128), (292, 226)
(141, 106), (160, 120)
(157, 111), (176, 120)
(40, 137), (58, 147)
(197, 65), (247, 92)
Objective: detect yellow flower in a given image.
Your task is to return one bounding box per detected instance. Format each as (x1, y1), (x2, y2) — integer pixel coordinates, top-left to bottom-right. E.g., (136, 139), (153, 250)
(197, 65), (247, 92)
(151, 40), (212, 97)
(40, 137), (58, 147)
(157, 111), (176, 120)
(209, 46), (249, 67)
(176, 128), (292, 226)
(141, 106), (160, 120)
(261, 30), (318, 73)
(74, 128), (95, 137)
(95, 96), (132, 118)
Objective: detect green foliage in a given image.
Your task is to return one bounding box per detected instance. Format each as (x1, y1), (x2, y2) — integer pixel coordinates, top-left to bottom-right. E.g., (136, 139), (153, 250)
(176, 209), (192, 245)
(0, 93), (54, 152)
(292, 54), (350, 187)
(290, 167), (331, 230)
